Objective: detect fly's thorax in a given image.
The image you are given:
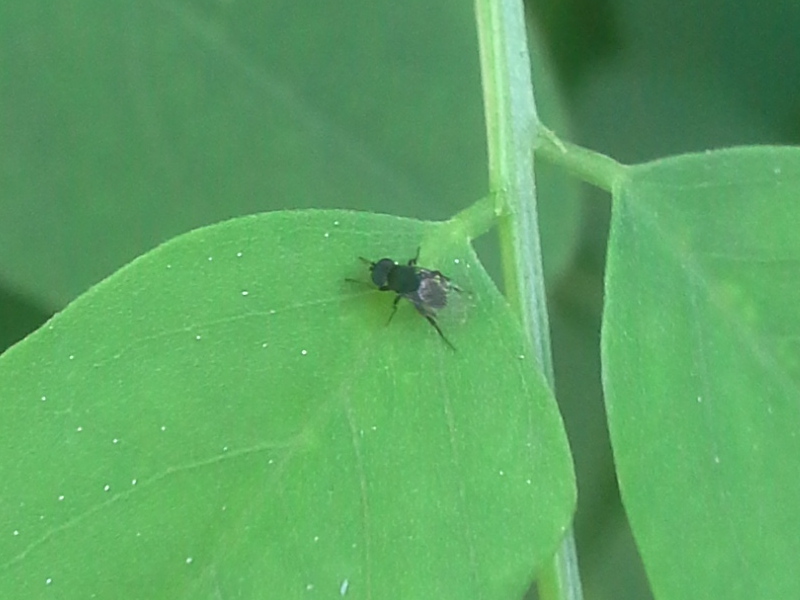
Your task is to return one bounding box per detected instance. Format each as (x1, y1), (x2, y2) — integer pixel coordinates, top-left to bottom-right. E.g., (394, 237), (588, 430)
(386, 264), (423, 295)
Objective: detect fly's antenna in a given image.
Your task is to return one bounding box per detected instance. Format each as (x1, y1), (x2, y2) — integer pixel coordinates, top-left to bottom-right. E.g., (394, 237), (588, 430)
(345, 277), (373, 286)
(346, 257), (376, 286)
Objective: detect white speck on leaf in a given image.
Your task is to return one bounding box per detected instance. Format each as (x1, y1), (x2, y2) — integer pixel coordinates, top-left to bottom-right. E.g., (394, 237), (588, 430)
(301, 349), (308, 356)
(41, 396), (46, 402)
(185, 557), (193, 565)
(242, 290), (249, 296)
(160, 425), (167, 432)
(45, 578), (52, 585)
(58, 495), (64, 501)
(236, 251), (243, 257)
(132, 479), (137, 486)
(103, 485), (110, 492)
(340, 579), (349, 596)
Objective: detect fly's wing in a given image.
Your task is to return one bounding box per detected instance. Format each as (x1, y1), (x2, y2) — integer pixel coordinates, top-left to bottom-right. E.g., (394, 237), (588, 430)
(412, 270), (471, 321)
(412, 271), (451, 315)
(401, 266), (472, 348)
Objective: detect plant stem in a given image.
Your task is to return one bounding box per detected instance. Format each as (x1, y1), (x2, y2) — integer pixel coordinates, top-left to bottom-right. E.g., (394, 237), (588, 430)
(474, 0), (551, 379)
(473, 2), (584, 600)
(449, 191), (501, 242)
(535, 127), (624, 192)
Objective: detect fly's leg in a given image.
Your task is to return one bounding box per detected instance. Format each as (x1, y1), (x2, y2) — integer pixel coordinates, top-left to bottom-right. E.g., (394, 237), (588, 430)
(425, 315), (456, 351)
(386, 295), (402, 325)
(408, 246), (421, 266)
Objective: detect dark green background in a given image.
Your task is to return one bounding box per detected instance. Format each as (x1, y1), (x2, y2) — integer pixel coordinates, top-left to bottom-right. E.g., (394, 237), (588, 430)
(3, 1), (799, 598)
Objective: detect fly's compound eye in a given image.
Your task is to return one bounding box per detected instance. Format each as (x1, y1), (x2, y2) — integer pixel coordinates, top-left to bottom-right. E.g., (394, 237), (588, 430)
(370, 258), (396, 288)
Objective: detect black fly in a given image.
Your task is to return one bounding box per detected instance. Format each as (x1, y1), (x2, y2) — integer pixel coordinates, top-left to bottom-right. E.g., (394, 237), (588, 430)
(348, 247), (462, 350)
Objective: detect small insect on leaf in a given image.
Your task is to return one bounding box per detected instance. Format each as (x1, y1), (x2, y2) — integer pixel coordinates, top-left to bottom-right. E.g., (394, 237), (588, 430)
(346, 247), (463, 350)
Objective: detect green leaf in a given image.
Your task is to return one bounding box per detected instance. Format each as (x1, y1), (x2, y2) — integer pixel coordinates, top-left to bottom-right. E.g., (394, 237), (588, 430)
(603, 147), (800, 599)
(0, 209), (575, 599)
